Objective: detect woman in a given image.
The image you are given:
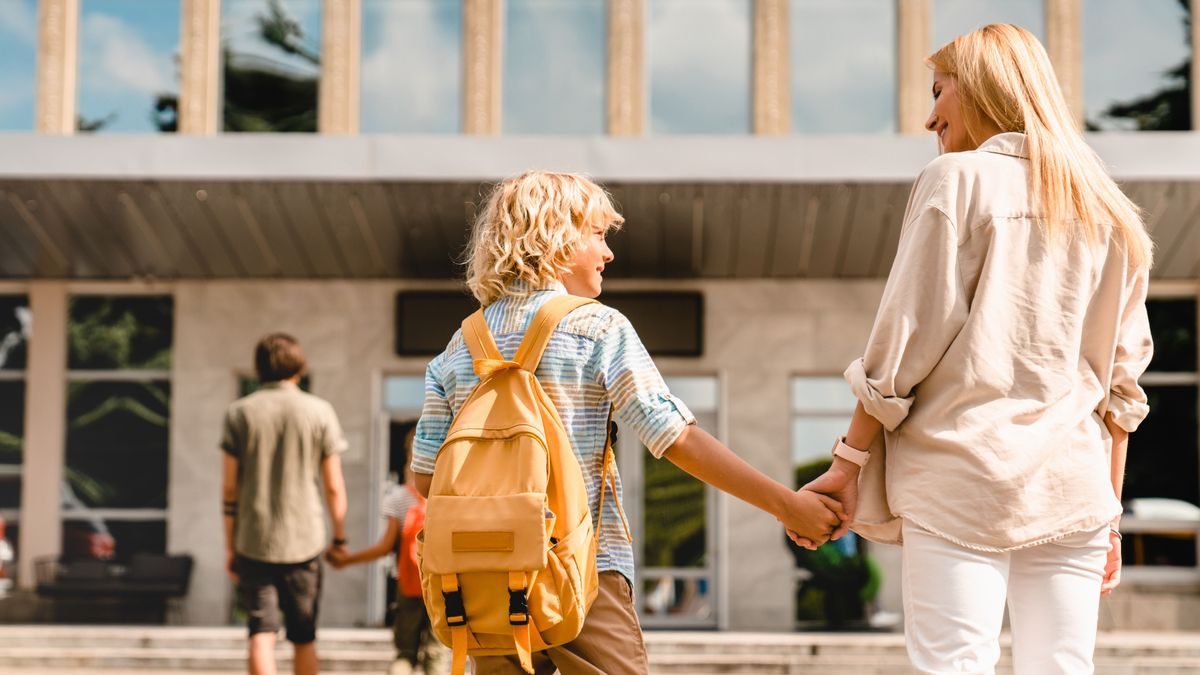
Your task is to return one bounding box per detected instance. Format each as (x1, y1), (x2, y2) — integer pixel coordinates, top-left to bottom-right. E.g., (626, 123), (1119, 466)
(797, 24), (1154, 674)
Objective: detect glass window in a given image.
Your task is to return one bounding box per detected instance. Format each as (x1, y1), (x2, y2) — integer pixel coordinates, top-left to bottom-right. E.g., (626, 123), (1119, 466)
(222, 0), (321, 132)
(361, 0), (461, 133)
(383, 375), (425, 411)
(65, 296), (172, 565)
(0, 296), (29, 371)
(0, 382), (25, 510)
(932, 0), (1044, 50)
(68, 296), (173, 370)
(77, 0), (180, 133)
(649, 0), (751, 134)
(790, 0), (896, 133)
(0, 0), (37, 131)
(1085, 0), (1191, 131)
(503, 0), (605, 134)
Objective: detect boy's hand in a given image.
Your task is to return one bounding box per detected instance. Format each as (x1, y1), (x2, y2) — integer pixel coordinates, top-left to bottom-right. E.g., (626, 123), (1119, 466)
(781, 490), (845, 549)
(324, 545), (349, 569)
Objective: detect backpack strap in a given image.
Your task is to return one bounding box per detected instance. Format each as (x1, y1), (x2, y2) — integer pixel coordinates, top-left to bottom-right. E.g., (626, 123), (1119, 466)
(461, 309), (503, 362)
(513, 295), (596, 372)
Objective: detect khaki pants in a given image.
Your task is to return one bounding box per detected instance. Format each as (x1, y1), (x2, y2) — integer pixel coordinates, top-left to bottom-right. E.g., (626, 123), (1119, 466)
(472, 571), (648, 675)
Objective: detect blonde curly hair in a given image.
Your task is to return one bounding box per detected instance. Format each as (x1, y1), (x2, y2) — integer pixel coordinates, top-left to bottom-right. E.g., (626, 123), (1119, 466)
(466, 171), (624, 306)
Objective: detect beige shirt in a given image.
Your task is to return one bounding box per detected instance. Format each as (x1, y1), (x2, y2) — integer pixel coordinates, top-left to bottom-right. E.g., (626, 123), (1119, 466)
(221, 381), (348, 563)
(846, 132), (1153, 551)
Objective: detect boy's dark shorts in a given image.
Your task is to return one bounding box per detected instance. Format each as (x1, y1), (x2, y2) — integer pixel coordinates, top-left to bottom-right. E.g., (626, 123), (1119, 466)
(235, 554), (323, 644)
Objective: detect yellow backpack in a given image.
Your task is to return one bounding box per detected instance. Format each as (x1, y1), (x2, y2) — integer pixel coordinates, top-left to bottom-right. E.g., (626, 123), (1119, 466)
(418, 295), (628, 674)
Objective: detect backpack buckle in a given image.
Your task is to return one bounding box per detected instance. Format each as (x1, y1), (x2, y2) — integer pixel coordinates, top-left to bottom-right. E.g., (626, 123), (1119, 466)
(508, 588), (529, 626)
(443, 589), (467, 626)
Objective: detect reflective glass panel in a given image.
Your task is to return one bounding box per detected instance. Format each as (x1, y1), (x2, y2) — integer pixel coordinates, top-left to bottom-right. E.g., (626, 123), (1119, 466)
(641, 573), (715, 620)
(1124, 385), (1199, 506)
(664, 376), (718, 414)
(361, 0), (461, 133)
(1085, 0), (1191, 131)
(932, 0), (1044, 49)
(791, 376), (857, 413)
(1147, 299), (1198, 373)
(222, 0), (321, 132)
(0, 296), (29, 371)
(64, 380), (170, 510)
(60, 518), (165, 562)
(0, 382), (23, 509)
(649, 0), (751, 134)
(792, 416), (850, 468)
(643, 452), (706, 568)
(790, 0), (896, 133)
(0, 0), (37, 130)
(503, 0), (605, 134)
(383, 375), (425, 411)
(78, 0), (180, 133)
(68, 296), (173, 371)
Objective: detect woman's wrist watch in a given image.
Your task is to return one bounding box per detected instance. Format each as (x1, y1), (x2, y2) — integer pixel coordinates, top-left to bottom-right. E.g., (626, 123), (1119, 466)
(832, 436), (870, 467)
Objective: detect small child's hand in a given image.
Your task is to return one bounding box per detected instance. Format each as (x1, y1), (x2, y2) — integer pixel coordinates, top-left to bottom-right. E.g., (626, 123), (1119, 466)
(781, 490), (846, 549)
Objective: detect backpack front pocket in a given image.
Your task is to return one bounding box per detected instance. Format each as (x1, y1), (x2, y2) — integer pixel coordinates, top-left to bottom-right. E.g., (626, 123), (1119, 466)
(423, 493), (549, 574)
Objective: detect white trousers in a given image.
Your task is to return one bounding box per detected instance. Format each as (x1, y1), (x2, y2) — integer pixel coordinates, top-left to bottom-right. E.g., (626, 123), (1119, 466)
(901, 521), (1109, 675)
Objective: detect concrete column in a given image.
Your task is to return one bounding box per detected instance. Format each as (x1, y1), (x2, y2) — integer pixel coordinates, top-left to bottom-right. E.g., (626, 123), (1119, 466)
(1192, 0), (1199, 131)
(318, 0), (361, 134)
(463, 0), (502, 135)
(179, 0), (221, 135)
(1045, 0), (1083, 129)
(606, 0), (645, 136)
(17, 283), (67, 589)
(752, 0), (789, 135)
(895, 0), (931, 134)
(34, 0), (79, 134)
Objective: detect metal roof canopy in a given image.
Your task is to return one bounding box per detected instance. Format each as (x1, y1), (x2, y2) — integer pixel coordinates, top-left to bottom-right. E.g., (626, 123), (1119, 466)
(0, 134), (1197, 280)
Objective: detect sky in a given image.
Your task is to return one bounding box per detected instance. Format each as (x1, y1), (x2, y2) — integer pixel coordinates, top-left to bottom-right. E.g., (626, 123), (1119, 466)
(0, 0), (1192, 134)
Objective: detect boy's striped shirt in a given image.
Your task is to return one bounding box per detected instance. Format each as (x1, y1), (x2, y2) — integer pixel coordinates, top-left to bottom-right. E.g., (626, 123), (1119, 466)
(412, 282), (696, 582)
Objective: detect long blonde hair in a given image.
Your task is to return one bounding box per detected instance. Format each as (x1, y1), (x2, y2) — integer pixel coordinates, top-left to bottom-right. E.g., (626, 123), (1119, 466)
(927, 24), (1153, 268)
(465, 171), (624, 306)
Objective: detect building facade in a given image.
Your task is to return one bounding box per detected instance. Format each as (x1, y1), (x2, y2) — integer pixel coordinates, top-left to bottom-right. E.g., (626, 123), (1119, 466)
(1, 0), (1199, 631)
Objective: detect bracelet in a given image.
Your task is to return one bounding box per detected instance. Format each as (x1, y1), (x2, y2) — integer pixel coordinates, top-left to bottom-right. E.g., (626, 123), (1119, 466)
(1109, 527), (1122, 540)
(332, 537), (347, 547)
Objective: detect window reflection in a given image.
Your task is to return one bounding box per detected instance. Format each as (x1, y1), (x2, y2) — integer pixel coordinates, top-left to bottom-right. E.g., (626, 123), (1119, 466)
(503, 0), (605, 135)
(223, 0), (321, 132)
(361, 0), (461, 133)
(0, 0), (37, 131)
(0, 382), (24, 509)
(642, 451), (706, 568)
(932, 0), (1044, 49)
(1085, 0), (1192, 131)
(0, 297), (29, 371)
(68, 296), (173, 371)
(649, 0), (751, 134)
(65, 380), (170, 510)
(78, 0), (180, 133)
(791, 0), (896, 133)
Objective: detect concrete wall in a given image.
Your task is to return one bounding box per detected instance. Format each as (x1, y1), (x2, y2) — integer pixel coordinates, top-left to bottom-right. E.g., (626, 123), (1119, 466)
(167, 278), (898, 629)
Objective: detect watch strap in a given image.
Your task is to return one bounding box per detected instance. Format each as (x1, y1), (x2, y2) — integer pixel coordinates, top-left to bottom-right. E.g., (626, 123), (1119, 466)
(832, 436), (870, 467)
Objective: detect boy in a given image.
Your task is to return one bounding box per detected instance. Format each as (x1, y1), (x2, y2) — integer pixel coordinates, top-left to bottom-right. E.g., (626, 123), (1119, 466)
(328, 428), (446, 675)
(413, 171), (843, 674)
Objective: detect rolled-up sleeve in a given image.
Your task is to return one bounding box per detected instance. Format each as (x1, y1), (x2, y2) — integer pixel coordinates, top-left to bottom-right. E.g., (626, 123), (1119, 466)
(220, 407), (243, 458)
(590, 312), (696, 458)
(320, 404), (349, 458)
(1104, 267), (1153, 432)
(846, 200), (969, 432)
(412, 357), (453, 475)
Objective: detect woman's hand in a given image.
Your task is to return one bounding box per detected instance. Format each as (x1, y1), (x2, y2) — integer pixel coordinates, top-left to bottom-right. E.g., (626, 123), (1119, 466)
(1101, 529), (1122, 597)
(787, 458), (861, 548)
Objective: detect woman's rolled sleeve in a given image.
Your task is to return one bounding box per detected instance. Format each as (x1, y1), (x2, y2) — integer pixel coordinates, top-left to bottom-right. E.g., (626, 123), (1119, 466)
(847, 203), (968, 432)
(411, 358), (453, 475)
(591, 312), (696, 458)
(1105, 267), (1153, 433)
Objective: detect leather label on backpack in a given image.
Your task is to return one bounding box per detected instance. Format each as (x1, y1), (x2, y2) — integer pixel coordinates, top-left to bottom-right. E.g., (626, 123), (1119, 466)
(452, 531), (515, 552)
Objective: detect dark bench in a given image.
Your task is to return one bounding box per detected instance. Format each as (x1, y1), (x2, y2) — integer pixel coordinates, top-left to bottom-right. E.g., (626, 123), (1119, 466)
(35, 553), (194, 624)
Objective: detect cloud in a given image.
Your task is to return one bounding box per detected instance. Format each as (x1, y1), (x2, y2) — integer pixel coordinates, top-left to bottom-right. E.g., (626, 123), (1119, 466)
(649, 0), (752, 134)
(0, 0), (36, 46)
(80, 13), (175, 95)
(360, 0), (460, 132)
(502, 1), (606, 134)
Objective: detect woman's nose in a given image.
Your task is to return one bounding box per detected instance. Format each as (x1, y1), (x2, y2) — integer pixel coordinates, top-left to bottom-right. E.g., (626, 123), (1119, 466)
(925, 112), (938, 132)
